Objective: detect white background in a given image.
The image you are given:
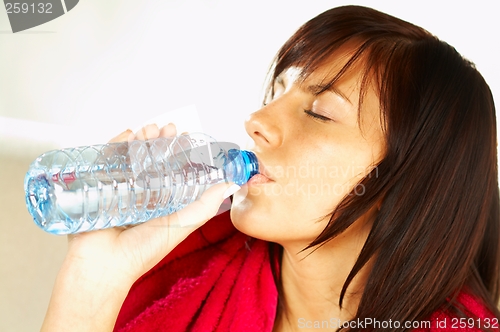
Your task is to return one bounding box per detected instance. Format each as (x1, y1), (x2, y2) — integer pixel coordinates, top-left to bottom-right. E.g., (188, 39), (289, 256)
(0, 1), (498, 330)
(1, 0), (498, 148)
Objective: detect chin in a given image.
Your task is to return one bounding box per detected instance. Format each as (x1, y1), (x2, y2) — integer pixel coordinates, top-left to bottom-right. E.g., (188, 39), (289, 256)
(229, 199), (255, 233)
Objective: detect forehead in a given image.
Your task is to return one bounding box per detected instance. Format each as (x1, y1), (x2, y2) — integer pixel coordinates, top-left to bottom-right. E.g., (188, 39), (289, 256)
(279, 57), (369, 107)
(281, 42), (369, 92)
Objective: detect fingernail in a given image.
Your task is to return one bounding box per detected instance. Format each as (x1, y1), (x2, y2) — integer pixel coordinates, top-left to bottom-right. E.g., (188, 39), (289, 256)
(223, 184), (241, 199)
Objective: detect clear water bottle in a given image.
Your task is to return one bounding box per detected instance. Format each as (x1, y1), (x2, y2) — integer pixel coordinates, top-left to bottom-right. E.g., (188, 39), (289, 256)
(24, 133), (258, 235)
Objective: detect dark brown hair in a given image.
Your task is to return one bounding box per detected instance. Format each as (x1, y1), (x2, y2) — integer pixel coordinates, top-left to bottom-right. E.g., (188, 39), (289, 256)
(267, 5), (500, 330)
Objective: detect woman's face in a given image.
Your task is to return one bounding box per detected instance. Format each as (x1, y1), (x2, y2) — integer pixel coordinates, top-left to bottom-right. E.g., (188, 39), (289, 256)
(231, 52), (385, 247)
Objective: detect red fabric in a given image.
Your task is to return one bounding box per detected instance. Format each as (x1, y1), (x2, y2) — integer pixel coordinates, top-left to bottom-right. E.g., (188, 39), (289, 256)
(115, 211), (497, 331)
(114, 211), (278, 332)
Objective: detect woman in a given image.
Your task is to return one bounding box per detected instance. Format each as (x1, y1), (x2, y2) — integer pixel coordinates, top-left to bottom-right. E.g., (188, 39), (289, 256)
(41, 5), (499, 331)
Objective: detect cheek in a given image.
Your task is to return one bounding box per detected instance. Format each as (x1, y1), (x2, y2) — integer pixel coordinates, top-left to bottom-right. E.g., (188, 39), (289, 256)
(289, 152), (368, 200)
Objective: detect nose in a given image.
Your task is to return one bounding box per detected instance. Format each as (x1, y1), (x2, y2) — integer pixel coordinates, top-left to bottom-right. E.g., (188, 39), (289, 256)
(244, 104), (284, 149)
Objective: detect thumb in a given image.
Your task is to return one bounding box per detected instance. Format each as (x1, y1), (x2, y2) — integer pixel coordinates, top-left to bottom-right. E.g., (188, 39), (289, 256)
(176, 182), (241, 227)
(120, 182), (241, 268)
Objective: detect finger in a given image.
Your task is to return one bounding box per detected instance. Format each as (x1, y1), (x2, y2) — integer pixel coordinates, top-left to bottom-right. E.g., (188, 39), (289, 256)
(108, 129), (134, 143)
(159, 123), (177, 137)
(135, 124), (160, 141)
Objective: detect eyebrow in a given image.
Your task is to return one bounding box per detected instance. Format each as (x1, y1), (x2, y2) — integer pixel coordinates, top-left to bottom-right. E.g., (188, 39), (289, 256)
(307, 84), (352, 104)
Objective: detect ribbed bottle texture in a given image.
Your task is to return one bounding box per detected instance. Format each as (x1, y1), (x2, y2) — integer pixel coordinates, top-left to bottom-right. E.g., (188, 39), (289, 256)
(24, 133), (258, 235)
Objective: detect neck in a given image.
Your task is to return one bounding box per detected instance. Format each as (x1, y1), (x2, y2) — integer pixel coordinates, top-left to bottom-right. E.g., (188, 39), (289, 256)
(274, 215), (374, 332)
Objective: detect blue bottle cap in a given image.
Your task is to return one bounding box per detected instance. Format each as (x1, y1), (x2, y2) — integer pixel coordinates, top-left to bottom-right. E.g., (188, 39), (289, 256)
(226, 149), (259, 185)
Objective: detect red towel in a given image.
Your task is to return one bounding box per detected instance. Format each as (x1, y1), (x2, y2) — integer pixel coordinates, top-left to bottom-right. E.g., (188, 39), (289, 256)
(114, 211), (278, 332)
(114, 211), (497, 331)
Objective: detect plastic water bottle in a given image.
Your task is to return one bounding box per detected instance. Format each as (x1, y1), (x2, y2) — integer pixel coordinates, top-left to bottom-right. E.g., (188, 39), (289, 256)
(24, 133), (258, 235)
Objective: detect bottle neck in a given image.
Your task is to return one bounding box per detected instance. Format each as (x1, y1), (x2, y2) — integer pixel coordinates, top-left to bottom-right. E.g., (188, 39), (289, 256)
(240, 150), (259, 179)
(225, 149), (259, 185)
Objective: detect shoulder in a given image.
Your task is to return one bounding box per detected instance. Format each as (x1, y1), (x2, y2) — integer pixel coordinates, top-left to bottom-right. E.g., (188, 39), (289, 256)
(414, 291), (499, 331)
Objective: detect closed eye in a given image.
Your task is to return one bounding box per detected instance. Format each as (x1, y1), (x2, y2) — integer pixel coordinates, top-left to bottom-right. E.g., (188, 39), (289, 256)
(304, 110), (332, 122)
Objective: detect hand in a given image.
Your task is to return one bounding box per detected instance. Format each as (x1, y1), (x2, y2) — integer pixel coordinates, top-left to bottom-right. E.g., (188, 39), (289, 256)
(66, 124), (238, 283)
(41, 124), (240, 332)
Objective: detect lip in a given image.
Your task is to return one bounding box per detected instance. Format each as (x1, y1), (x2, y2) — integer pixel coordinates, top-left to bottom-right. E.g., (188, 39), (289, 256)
(247, 173), (273, 185)
(248, 155), (274, 184)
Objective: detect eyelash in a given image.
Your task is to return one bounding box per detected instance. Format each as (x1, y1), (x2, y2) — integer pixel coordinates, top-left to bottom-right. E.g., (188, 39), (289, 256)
(304, 110), (332, 122)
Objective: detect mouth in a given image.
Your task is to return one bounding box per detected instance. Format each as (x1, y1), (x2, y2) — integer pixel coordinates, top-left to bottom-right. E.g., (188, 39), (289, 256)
(247, 173), (273, 185)
(248, 157), (274, 184)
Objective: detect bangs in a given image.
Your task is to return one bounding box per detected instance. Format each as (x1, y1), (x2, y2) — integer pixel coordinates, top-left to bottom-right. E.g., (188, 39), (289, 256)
(263, 5), (430, 124)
